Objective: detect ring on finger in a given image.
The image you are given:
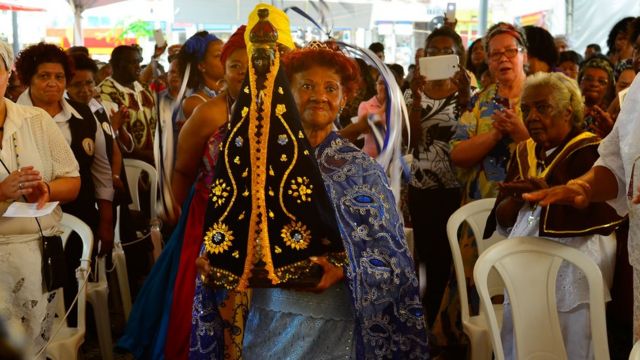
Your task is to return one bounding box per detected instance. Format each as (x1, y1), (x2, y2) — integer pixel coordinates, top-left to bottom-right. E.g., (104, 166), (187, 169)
(18, 182), (23, 190)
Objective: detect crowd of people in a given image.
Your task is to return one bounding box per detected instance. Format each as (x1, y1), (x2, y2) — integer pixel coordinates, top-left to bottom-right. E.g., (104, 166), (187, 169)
(1, 3), (640, 359)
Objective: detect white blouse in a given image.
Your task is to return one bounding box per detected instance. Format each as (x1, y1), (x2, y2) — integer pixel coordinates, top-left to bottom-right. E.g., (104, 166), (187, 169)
(594, 72), (640, 268)
(0, 98), (79, 235)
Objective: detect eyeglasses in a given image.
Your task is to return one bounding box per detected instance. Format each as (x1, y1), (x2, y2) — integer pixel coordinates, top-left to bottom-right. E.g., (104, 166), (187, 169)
(488, 47), (523, 61)
(425, 48), (455, 56)
(521, 101), (555, 119)
(580, 75), (608, 86)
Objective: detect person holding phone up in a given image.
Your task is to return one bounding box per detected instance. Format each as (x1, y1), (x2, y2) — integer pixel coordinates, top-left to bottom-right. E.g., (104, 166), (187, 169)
(450, 22), (530, 203)
(403, 26), (470, 329)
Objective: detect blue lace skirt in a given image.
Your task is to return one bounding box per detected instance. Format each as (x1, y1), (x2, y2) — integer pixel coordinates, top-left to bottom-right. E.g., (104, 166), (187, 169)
(243, 283), (356, 359)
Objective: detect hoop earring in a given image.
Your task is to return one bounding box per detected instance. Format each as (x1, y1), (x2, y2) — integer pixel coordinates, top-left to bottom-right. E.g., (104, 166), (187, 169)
(216, 79), (227, 92)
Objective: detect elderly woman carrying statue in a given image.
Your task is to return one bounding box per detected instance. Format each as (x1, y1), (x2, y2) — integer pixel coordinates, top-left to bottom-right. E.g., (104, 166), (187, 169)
(190, 4), (428, 360)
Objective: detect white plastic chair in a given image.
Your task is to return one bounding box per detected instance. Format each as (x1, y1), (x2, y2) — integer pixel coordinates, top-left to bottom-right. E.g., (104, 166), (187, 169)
(113, 206), (132, 321)
(123, 158), (162, 261)
(113, 158), (160, 321)
(86, 256), (113, 360)
(630, 340), (640, 360)
(446, 197), (505, 360)
(45, 213), (93, 360)
(474, 236), (610, 360)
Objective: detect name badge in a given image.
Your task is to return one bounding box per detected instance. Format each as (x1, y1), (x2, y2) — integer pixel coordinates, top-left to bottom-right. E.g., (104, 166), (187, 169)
(82, 138), (95, 156)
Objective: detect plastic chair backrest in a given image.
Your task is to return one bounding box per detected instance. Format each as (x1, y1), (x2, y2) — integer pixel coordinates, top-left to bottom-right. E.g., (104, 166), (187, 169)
(123, 158), (157, 217)
(58, 213), (93, 332)
(630, 340), (640, 360)
(446, 198), (504, 323)
(474, 236), (610, 360)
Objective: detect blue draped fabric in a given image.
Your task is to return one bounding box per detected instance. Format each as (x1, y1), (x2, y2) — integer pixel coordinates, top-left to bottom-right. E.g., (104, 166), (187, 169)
(315, 132), (429, 358)
(189, 132), (429, 359)
(116, 186), (196, 359)
(188, 274), (226, 359)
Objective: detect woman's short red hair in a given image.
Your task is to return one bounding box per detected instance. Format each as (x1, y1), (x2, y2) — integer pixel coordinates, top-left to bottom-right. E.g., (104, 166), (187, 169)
(281, 42), (361, 99)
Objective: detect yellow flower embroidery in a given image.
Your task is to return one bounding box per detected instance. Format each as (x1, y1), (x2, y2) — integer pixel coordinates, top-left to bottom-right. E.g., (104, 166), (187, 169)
(209, 179), (230, 207)
(241, 106), (249, 117)
(204, 222), (233, 254)
(278, 87), (284, 95)
(280, 154), (288, 162)
(275, 246), (282, 254)
(234, 156), (240, 164)
(275, 104), (286, 116)
(281, 221), (311, 250)
(288, 177), (313, 203)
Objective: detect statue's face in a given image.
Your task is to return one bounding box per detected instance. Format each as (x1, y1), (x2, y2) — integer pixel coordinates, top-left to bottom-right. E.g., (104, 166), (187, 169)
(252, 47), (274, 76)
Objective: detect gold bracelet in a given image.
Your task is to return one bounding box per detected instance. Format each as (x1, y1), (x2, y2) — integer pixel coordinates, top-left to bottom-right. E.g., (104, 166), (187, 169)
(567, 179), (592, 198)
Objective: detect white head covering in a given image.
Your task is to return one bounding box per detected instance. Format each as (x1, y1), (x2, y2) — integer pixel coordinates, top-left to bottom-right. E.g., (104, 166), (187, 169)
(0, 39), (13, 71)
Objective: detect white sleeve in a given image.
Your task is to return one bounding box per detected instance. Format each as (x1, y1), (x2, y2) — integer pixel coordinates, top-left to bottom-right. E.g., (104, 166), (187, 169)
(594, 122), (628, 216)
(91, 118), (115, 201)
(41, 111), (80, 180)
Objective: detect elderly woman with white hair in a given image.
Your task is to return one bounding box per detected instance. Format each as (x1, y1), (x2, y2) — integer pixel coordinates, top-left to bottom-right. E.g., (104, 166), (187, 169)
(487, 72), (623, 359)
(0, 39), (80, 357)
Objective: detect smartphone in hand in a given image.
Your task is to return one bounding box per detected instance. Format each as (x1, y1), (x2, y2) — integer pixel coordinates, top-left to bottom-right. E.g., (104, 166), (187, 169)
(419, 55), (459, 81)
(153, 29), (167, 48)
(446, 2), (456, 21)
(494, 97), (510, 111)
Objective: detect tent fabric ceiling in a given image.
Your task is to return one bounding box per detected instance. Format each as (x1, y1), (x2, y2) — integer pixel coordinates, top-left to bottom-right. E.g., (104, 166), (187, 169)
(69, 0), (125, 11)
(571, 0), (640, 52)
(174, 0), (373, 29)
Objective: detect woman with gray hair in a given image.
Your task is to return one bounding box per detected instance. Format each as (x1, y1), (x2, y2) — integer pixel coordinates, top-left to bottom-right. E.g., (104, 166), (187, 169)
(487, 72), (623, 359)
(0, 39), (80, 357)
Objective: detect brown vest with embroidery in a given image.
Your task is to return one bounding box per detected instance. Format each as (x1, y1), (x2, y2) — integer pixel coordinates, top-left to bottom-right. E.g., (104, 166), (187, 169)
(513, 132), (623, 237)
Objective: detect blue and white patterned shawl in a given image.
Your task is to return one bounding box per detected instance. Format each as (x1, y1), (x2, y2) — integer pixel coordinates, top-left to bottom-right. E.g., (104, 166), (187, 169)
(316, 132), (428, 359)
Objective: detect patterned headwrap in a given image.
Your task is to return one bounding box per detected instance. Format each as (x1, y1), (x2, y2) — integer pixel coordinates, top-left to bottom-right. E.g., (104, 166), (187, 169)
(0, 39), (13, 71)
(220, 26), (247, 66)
(484, 22), (528, 53)
(202, 4), (342, 290)
(245, 3), (295, 54)
(183, 32), (220, 62)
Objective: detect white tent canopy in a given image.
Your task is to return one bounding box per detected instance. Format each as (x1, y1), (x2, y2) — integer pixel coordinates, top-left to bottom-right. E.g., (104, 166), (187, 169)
(570, 0), (640, 53)
(173, 0), (373, 29)
(67, 0), (125, 46)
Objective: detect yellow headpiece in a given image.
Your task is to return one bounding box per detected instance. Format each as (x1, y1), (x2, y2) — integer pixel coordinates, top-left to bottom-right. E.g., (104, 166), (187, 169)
(245, 3), (295, 54)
